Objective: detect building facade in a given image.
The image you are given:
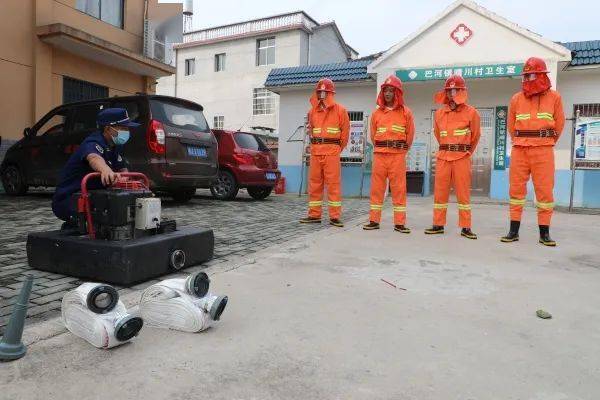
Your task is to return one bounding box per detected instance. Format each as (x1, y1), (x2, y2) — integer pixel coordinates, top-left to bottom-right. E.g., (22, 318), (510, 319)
(270, 0), (600, 209)
(158, 11), (357, 134)
(0, 0), (181, 162)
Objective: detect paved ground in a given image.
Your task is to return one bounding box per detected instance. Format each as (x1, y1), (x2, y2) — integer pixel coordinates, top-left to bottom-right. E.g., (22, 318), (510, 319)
(1, 201), (599, 400)
(0, 189), (369, 333)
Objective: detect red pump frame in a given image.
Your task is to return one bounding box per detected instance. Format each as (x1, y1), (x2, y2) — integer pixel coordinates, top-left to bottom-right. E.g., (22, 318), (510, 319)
(77, 172), (150, 239)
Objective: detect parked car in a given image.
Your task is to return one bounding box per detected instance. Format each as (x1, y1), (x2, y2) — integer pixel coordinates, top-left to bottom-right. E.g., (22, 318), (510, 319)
(0, 95), (218, 202)
(208, 130), (280, 200)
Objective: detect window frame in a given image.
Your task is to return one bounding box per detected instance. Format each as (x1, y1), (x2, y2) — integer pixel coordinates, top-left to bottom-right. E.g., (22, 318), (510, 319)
(184, 58), (196, 76)
(256, 37), (276, 66)
(213, 115), (224, 129)
(252, 88), (275, 116)
(34, 107), (72, 138)
(214, 53), (226, 72)
(75, 0), (124, 29)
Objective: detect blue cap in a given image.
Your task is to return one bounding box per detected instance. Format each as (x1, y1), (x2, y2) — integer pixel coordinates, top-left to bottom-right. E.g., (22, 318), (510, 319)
(97, 108), (140, 128)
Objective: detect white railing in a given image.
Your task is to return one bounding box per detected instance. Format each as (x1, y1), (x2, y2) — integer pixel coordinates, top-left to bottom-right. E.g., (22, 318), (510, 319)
(183, 12), (316, 43)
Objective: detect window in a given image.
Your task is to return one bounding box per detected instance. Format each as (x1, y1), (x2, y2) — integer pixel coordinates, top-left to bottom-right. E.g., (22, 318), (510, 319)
(214, 53), (226, 72)
(213, 116), (224, 129)
(150, 99), (209, 132)
(71, 104), (107, 132)
(112, 100), (141, 125)
(348, 111), (364, 122)
(256, 37), (275, 66)
(253, 88), (275, 115)
(63, 77), (108, 104)
(185, 58), (195, 76)
(76, 0), (124, 28)
(36, 109), (70, 137)
(234, 133), (268, 151)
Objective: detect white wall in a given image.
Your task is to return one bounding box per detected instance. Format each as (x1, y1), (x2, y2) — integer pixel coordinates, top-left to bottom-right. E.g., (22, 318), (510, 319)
(160, 30), (304, 132)
(555, 68), (600, 168)
(309, 26), (350, 65)
(278, 83), (377, 166)
(372, 5), (569, 79)
(299, 31), (309, 66)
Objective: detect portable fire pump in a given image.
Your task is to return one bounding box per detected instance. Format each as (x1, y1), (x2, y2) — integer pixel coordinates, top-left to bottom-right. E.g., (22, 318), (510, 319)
(27, 172), (214, 285)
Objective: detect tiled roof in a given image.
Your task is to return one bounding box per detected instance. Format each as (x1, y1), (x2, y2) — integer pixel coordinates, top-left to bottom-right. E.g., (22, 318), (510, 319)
(561, 40), (600, 66)
(265, 60), (373, 87)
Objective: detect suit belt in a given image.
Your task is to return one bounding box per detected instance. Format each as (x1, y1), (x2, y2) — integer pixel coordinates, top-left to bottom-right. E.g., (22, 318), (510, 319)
(515, 129), (556, 137)
(374, 140), (408, 149)
(439, 144), (471, 152)
(311, 137), (341, 145)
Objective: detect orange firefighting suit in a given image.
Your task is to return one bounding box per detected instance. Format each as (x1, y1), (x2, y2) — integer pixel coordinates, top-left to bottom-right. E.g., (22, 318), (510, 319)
(369, 76), (415, 225)
(507, 86), (565, 226)
(432, 79), (481, 228)
(306, 83), (350, 220)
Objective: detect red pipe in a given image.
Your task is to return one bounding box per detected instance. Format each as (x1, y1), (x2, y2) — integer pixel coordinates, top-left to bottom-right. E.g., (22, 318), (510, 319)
(79, 172), (150, 239)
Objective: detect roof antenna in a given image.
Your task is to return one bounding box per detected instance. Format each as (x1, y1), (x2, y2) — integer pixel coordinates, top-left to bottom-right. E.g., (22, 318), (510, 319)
(236, 115), (253, 132)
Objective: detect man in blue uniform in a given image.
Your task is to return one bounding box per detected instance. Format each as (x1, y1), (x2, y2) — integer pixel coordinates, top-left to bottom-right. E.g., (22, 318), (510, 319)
(51, 108), (139, 224)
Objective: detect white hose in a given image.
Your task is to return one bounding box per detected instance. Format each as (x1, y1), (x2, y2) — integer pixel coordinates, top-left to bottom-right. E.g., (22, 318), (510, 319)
(62, 283), (139, 349)
(139, 278), (216, 333)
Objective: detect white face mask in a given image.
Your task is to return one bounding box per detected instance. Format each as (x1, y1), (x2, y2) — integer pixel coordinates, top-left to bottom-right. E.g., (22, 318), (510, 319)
(318, 91), (327, 100)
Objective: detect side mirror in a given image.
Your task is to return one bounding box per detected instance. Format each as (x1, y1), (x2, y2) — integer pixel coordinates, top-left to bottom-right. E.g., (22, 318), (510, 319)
(23, 127), (33, 138)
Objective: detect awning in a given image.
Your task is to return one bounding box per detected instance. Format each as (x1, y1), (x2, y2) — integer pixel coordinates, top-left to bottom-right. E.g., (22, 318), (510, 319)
(37, 23), (175, 78)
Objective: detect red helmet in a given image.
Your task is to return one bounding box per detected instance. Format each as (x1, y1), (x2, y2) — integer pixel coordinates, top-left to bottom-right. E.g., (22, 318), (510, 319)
(443, 75), (466, 90)
(315, 78), (336, 93)
(377, 75), (404, 109)
(381, 75), (403, 91)
(522, 57), (549, 75)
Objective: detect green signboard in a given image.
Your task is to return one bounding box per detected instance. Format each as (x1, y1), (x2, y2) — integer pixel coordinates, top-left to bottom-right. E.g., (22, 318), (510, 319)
(494, 106), (508, 170)
(396, 63), (523, 82)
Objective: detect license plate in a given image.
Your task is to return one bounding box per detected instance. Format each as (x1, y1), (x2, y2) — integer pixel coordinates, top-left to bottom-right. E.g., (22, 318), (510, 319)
(265, 172), (277, 180)
(187, 146), (207, 158)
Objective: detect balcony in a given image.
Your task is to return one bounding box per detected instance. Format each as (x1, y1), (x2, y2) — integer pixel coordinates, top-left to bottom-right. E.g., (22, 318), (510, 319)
(37, 23), (175, 78)
(181, 11), (318, 47)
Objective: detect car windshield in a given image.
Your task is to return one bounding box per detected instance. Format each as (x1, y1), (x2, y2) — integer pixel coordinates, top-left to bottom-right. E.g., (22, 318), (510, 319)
(150, 99), (209, 132)
(234, 133), (268, 151)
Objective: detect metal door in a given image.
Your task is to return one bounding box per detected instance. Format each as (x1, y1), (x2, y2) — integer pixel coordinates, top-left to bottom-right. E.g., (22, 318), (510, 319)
(429, 108), (494, 196)
(472, 108), (494, 196)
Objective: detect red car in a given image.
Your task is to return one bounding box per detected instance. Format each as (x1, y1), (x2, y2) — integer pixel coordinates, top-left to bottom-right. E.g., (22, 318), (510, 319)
(208, 130), (280, 200)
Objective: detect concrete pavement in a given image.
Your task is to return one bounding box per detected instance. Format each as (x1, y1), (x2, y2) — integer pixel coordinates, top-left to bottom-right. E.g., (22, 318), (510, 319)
(0, 191), (369, 331)
(1, 199), (599, 400)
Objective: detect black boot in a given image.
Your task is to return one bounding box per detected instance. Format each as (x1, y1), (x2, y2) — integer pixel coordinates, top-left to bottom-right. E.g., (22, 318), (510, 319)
(461, 228), (477, 239)
(330, 218), (344, 228)
(501, 221), (520, 243)
(363, 221), (380, 230)
(539, 225), (556, 247)
(424, 225), (444, 235)
(394, 225), (411, 234)
(299, 216), (321, 224)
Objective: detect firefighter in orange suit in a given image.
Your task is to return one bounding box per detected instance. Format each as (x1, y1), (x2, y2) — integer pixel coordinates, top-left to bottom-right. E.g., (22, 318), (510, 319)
(299, 78), (350, 227)
(501, 57), (565, 246)
(363, 75), (415, 233)
(425, 75), (481, 239)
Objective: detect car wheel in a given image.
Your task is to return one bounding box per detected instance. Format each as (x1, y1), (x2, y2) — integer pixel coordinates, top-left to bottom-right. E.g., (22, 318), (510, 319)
(1, 165), (28, 196)
(171, 188), (196, 203)
(247, 186), (273, 200)
(209, 170), (239, 200)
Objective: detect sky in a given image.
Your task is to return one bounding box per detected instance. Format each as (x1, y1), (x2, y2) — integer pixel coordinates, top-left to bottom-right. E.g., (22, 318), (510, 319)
(165, 0), (600, 56)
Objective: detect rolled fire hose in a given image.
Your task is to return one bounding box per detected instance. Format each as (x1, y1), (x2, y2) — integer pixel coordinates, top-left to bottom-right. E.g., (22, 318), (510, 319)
(62, 283), (143, 349)
(139, 272), (228, 333)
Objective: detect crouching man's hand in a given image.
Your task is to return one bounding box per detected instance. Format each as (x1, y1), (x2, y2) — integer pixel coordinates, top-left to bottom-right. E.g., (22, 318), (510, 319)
(86, 154), (119, 186)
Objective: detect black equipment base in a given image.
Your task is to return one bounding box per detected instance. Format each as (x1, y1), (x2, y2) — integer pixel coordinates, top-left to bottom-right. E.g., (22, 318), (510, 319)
(26, 227), (214, 286)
